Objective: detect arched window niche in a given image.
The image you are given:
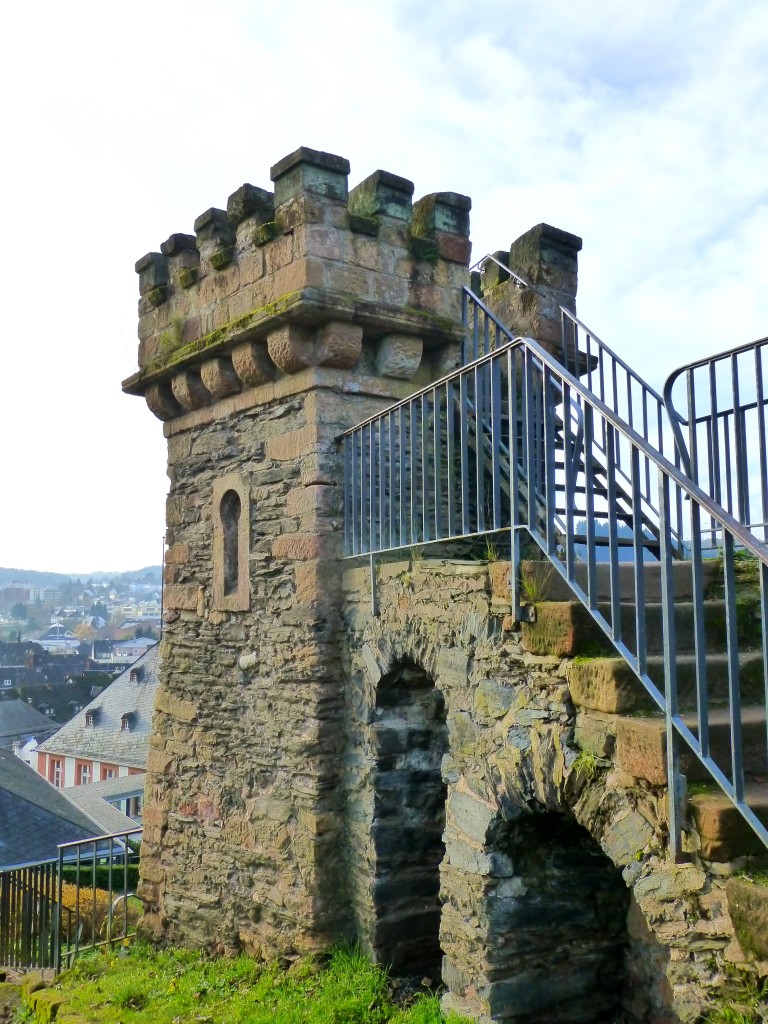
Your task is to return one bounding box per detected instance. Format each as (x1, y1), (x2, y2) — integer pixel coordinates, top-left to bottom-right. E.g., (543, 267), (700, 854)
(212, 474), (250, 611)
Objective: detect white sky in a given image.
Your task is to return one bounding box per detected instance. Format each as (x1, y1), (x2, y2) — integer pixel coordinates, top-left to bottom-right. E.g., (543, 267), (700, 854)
(1, 0), (767, 574)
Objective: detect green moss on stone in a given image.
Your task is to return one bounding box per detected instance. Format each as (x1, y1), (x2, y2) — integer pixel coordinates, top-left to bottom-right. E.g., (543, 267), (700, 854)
(177, 266), (198, 289)
(145, 291), (302, 377)
(253, 221), (278, 246)
(147, 285), (168, 307)
(409, 236), (439, 262)
(210, 246), (235, 271)
(348, 214), (379, 236)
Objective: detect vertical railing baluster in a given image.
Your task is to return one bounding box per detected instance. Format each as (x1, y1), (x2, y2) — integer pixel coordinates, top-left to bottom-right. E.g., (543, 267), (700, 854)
(491, 357), (502, 530)
(460, 372), (470, 535)
(723, 533), (744, 802)
(446, 380), (456, 539)
(543, 367), (557, 555)
(631, 448), (647, 676)
(606, 425), (621, 640)
(660, 472), (682, 858)
(434, 387), (442, 539)
(755, 346), (768, 542)
(421, 392), (430, 543)
(583, 404), (597, 608)
(689, 501), (709, 761)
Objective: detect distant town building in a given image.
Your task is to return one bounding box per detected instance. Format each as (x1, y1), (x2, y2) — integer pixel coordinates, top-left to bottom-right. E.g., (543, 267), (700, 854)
(35, 624), (80, 652)
(35, 645), (159, 795)
(0, 698), (59, 749)
(0, 746), (100, 870)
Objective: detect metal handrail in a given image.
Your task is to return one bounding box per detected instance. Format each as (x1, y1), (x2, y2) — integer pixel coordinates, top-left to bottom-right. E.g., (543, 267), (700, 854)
(342, 324), (768, 857)
(664, 336), (768, 544)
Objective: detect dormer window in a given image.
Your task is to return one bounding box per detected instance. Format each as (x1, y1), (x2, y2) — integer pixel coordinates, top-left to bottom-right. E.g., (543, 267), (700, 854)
(121, 712), (136, 732)
(85, 707), (101, 727)
(129, 667), (143, 683)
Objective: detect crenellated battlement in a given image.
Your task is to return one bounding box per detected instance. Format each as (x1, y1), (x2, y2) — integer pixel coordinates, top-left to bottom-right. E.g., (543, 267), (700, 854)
(123, 146), (472, 422)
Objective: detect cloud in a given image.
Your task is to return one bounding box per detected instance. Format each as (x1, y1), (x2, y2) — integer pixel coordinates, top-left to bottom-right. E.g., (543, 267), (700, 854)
(1, 0), (766, 570)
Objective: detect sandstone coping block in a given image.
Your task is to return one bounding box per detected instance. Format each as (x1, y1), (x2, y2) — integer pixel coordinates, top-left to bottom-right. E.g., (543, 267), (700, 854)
(145, 381), (182, 421)
(412, 192), (471, 238)
(521, 601), (609, 657)
(349, 169), (415, 221)
(155, 688), (198, 722)
(20, 974), (46, 999)
(227, 183), (274, 226)
(135, 251), (167, 303)
(375, 334), (423, 379)
(267, 324), (313, 374)
(482, 250), (512, 288)
(435, 232), (472, 265)
(160, 233), (198, 257)
(164, 583), (200, 612)
(27, 989), (66, 1022)
(615, 717), (667, 785)
(725, 876), (768, 958)
(315, 321), (363, 369)
(508, 222), (583, 284)
(171, 370), (212, 411)
(271, 147), (351, 208)
(165, 542), (190, 564)
(271, 533), (334, 561)
(200, 357), (241, 400)
(567, 658), (652, 714)
(231, 340), (274, 387)
(689, 790), (768, 861)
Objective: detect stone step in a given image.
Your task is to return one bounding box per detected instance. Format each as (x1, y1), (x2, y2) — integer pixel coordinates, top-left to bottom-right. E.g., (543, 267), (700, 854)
(521, 559), (721, 604)
(567, 652), (767, 715)
(522, 598), (761, 658)
(615, 707), (768, 786)
(689, 784), (768, 861)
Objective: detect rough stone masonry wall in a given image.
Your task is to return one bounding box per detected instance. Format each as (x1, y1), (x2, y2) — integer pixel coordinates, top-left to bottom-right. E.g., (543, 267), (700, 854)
(127, 147), (473, 957)
(341, 558), (754, 1024)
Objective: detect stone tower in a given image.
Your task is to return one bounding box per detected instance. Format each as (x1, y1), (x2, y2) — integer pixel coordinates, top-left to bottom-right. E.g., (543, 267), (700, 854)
(124, 147), (472, 956)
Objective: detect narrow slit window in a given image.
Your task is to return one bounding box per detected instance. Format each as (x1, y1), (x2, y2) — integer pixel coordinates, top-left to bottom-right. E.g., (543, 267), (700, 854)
(221, 489), (241, 596)
(212, 473), (250, 611)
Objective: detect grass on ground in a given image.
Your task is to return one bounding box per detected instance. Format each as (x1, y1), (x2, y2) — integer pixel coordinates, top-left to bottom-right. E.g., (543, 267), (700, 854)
(26, 943), (468, 1024)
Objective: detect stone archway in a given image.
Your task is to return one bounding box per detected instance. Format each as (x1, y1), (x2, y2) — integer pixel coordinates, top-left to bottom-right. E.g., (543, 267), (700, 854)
(370, 659), (448, 976)
(481, 811), (630, 1023)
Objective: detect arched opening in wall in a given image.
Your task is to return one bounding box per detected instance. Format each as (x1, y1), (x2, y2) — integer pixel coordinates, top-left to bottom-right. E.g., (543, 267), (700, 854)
(483, 813), (634, 1024)
(219, 489), (241, 596)
(372, 660), (447, 976)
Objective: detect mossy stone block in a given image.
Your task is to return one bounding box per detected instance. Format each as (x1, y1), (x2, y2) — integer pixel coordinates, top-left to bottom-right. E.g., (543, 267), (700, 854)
(726, 876), (768, 958)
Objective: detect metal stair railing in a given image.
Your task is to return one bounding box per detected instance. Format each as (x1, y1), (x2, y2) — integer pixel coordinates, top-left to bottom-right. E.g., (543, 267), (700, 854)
(664, 335), (768, 546)
(464, 287), (683, 557)
(342, 330), (768, 858)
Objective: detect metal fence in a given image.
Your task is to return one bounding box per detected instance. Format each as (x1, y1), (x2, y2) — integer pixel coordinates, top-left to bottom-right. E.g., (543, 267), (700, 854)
(664, 335), (768, 546)
(342, 296), (768, 858)
(0, 827), (142, 972)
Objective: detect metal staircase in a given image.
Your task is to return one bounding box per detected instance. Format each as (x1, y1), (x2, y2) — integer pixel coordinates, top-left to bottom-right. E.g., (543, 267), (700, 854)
(342, 288), (768, 859)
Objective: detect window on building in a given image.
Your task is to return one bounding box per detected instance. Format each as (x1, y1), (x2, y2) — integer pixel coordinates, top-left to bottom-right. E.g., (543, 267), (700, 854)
(77, 762), (91, 785)
(127, 795), (143, 820)
(101, 764), (117, 781)
(52, 760), (63, 788)
(212, 474), (250, 611)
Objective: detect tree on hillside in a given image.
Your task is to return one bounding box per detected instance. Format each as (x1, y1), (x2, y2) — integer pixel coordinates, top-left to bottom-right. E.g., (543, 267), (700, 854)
(10, 603), (28, 620)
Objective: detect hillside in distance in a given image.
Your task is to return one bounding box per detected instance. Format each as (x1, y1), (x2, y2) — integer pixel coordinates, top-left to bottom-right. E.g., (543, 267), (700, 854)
(0, 565), (162, 587)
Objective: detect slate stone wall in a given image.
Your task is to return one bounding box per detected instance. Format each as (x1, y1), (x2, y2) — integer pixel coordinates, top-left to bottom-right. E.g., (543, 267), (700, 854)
(341, 558), (749, 1024)
(128, 147), (473, 958)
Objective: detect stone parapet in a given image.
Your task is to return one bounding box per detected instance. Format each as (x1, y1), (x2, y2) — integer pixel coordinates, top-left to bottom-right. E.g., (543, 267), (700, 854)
(124, 146), (471, 421)
(477, 222), (582, 357)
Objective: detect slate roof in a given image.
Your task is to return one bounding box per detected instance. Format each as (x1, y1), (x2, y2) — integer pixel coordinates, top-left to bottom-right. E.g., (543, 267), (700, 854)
(0, 746), (100, 869)
(37, 645), (159, 769)
(63, 775), (145, 834)
(0, 699), (58, 746)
